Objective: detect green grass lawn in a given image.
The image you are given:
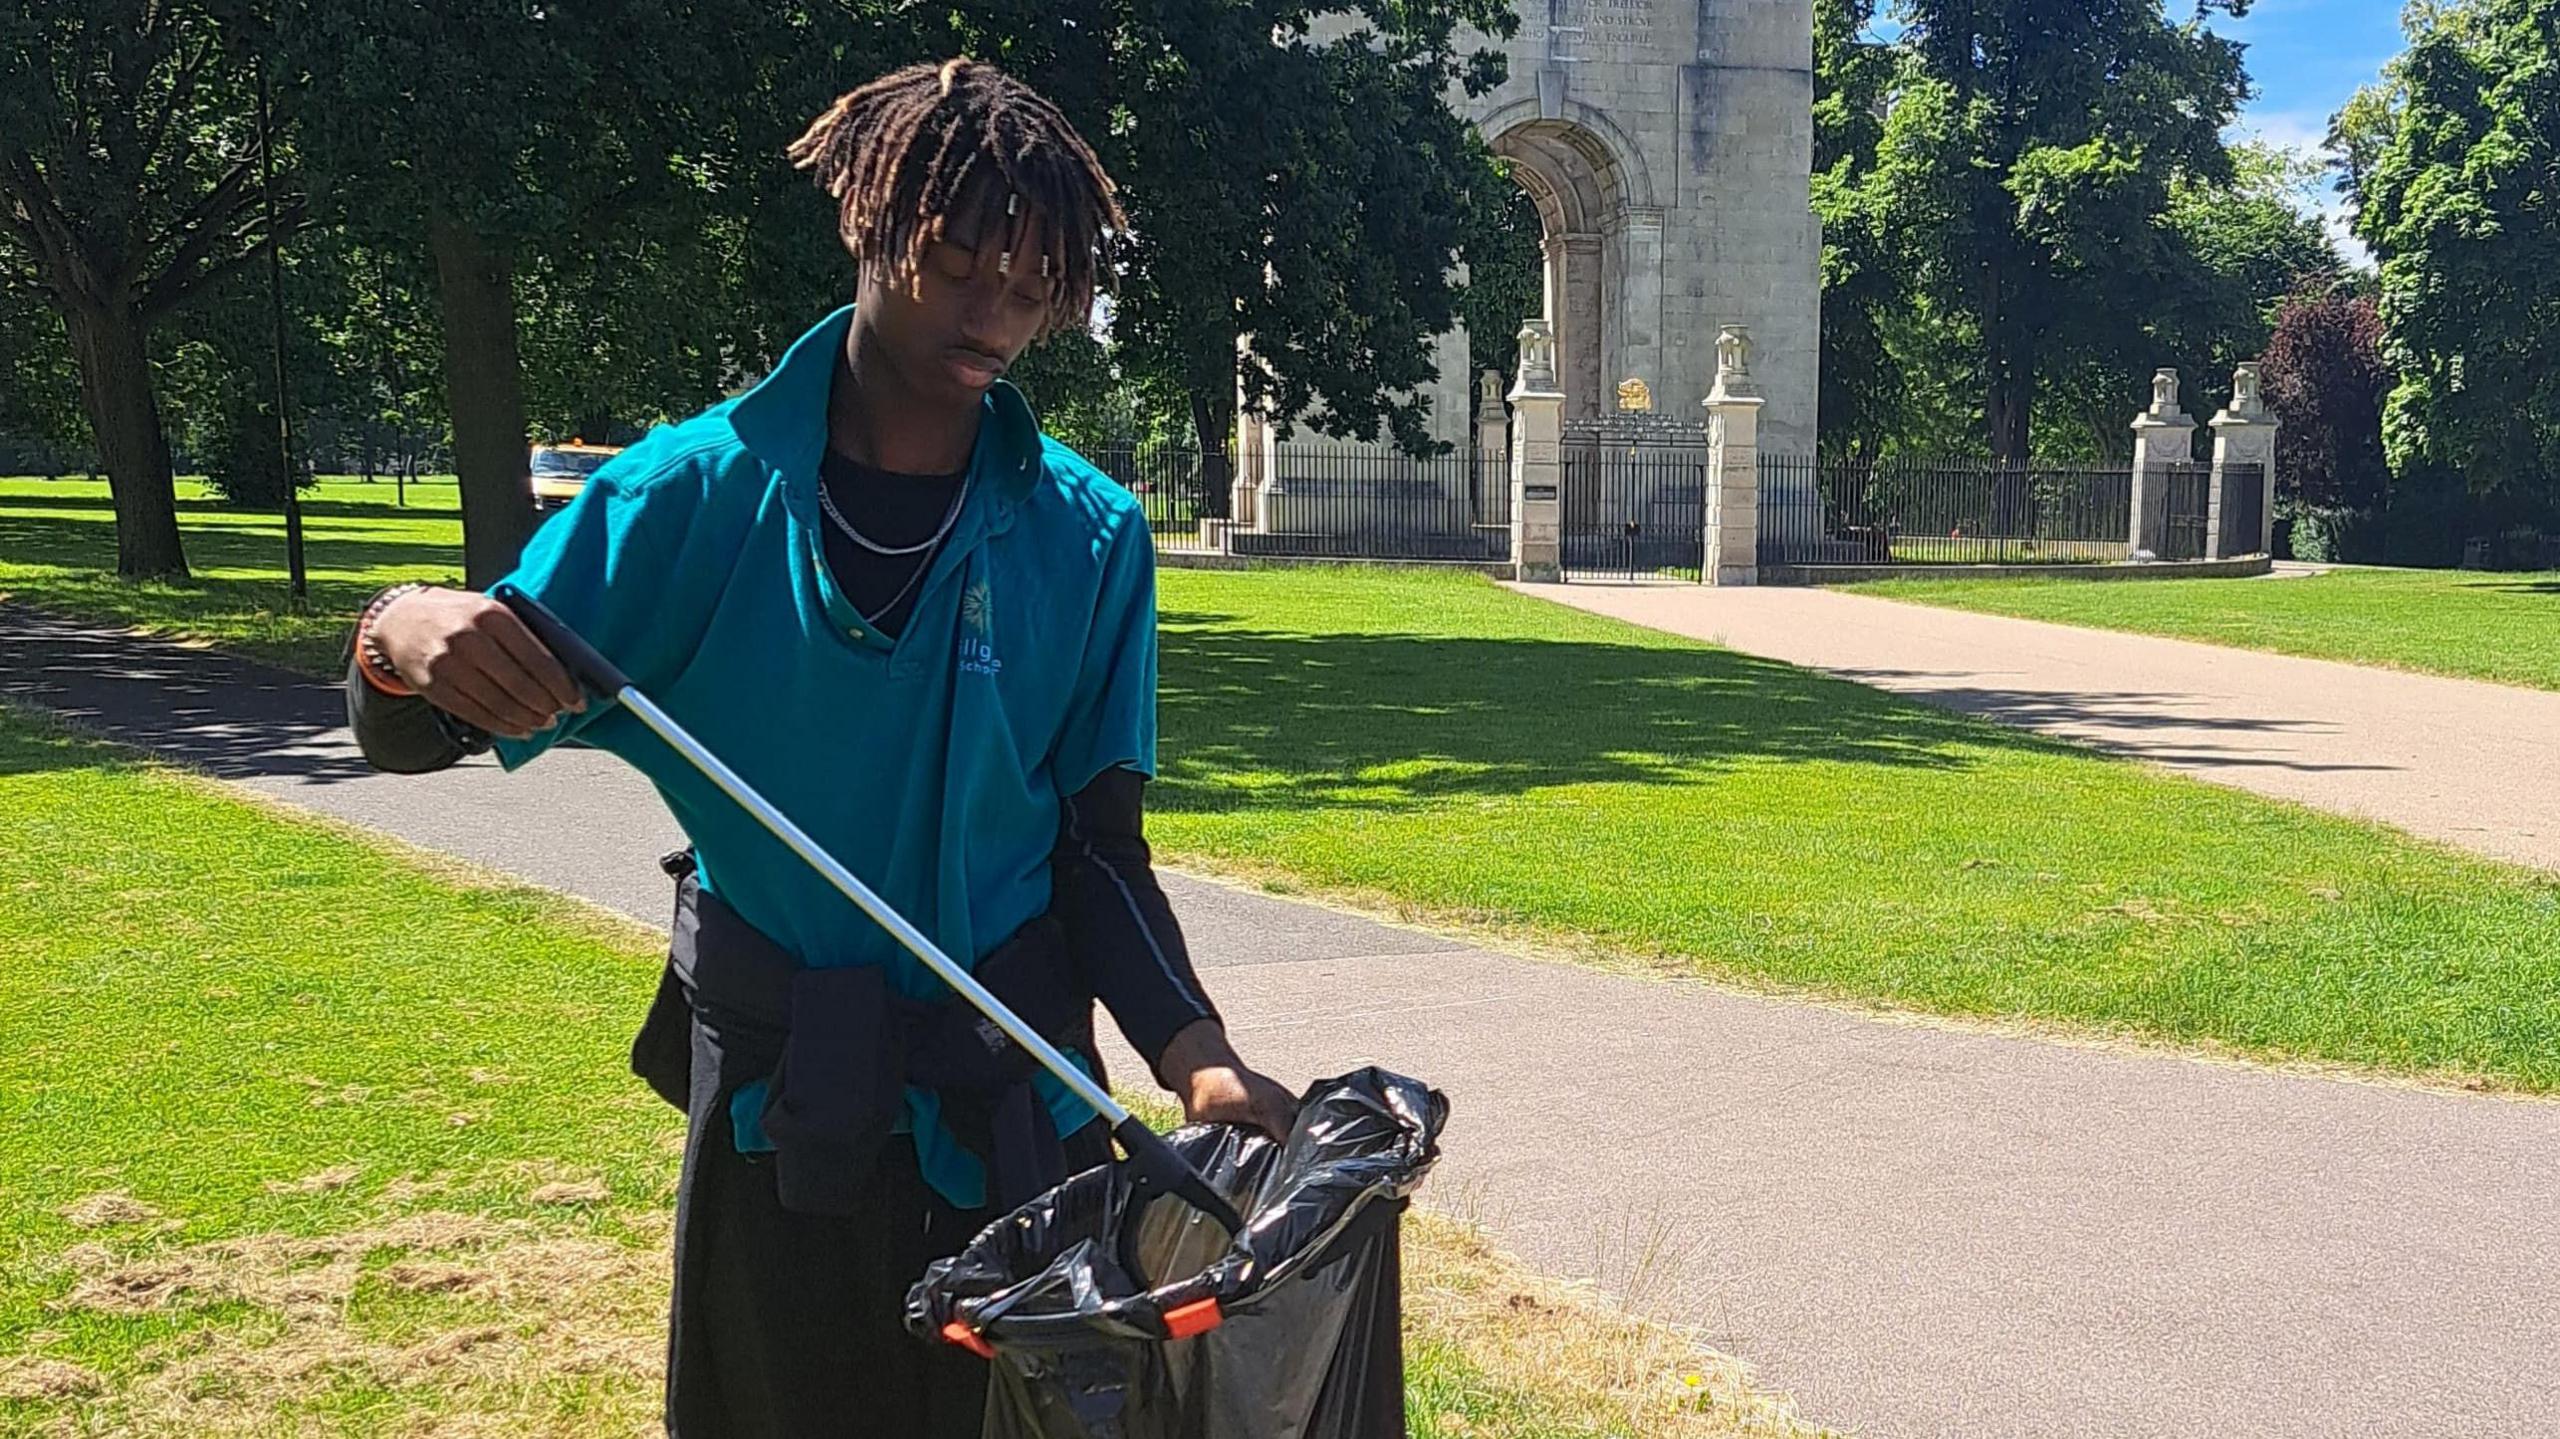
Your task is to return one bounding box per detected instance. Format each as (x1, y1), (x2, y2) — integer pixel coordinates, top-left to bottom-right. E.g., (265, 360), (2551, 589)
(4, 482), (2555, 1091)
(1148, 567), (2560, 1089)
(0, 712), (1818, 1438)
(1846, 565), (2560, 691)
(0, 476), (465, 674)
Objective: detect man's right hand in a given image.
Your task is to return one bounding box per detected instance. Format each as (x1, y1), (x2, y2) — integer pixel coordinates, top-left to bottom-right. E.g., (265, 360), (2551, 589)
(372, 587), (587, 741)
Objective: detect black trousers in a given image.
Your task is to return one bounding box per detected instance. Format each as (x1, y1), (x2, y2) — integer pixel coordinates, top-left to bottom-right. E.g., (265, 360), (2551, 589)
(665, 1041), (1110, 1437)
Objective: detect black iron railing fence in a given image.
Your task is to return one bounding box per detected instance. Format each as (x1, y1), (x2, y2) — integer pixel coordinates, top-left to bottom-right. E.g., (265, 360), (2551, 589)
(1093, 444), (1512, 563)
(2154, 461), (2213, 561)
(1089, 442), (2258, 573)
(1757, 454), (2137, 566)
(1082, 442), (1224, 551)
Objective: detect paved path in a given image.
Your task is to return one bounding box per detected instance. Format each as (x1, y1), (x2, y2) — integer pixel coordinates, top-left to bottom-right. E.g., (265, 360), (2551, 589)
(1523, 583), (2560, 872)
(10, 602), (2560, 1439)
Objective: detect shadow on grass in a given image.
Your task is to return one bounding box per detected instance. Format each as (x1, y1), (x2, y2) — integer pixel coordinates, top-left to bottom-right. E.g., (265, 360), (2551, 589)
(1815, 669), (2397, 775)
(1152, 608), (2079, 814)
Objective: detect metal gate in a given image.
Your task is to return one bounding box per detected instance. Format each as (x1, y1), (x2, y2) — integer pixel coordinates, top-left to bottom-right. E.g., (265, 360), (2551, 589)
(2218, 462), (2267, 557)
(1561, 445), (1707, 581)
(2158, 462), (2212, 561)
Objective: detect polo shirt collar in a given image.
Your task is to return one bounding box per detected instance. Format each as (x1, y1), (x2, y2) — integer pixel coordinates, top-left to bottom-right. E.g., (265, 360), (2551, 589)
(729, 305), (1044, 504)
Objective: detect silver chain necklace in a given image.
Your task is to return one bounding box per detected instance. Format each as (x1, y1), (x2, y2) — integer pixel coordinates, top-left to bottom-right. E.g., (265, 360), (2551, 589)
(853, 542), (937, 629)
(817, 467), (971, 557)
(817, 466), (968, 628)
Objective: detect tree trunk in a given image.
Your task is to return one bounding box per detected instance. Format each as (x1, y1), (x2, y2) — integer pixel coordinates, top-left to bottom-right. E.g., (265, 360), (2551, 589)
(1190, 389), (1234, 520)
(1985, 366), (2031, 467)
(428, 216), (536, 588)
(60, 295), (188, 578)
(1982, 306), (2033, 467)
(1979, 255), (2034, 467)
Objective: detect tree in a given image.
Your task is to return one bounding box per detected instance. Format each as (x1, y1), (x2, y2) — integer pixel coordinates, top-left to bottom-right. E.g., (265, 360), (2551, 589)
(2263, 283), (2389, 511)
(158, 226), (359, 507)
(1457, 172), (1544, 399)
(2159, 143), (2340, 378)
(2350, 0), (2560, 501)
(942, 2), (1517, 472)
(1849, 0), (2254, 462)
(283, 0), (898, 583)
(0, 1), (300, 576)
(309, 238), (447, 479)
(0, 279), (92, 473)
(1810, 0), (1911, 458)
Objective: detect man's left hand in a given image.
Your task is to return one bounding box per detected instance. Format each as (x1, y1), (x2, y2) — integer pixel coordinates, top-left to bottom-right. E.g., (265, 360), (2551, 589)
(1156, 1019), (1299, 1139)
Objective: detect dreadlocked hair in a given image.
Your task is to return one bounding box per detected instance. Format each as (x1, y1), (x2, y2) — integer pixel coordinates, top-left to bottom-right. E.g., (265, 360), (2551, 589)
(789, 58), (1124, 334)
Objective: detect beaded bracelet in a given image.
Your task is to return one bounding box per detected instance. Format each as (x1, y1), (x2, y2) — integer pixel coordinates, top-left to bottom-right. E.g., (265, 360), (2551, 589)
(355, 582), (431, 697)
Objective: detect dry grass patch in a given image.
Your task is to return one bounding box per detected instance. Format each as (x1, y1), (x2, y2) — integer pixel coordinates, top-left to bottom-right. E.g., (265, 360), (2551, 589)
(58, 1193), (158, 1230)
(263, 1167), (361, 1197)
(0, 1357), (103, 1401)
(1404, 1209), (1835, 1438)
(18, 1205), (666, 1436)
(14, 1196), (1826, 1439)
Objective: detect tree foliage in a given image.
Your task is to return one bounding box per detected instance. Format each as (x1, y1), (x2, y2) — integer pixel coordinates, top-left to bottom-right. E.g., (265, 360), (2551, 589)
(2263, 283), (2389, 511)
(2350, 0), (2560, 501)
(0, 0), (299, 574)
(1810, 0), (1905, 457)
(1457, 172), (1545, 399)
(1822, 0), (2263, 462)
(2158, 143), (2340, 378)
(959, 2), (1519, 459)
(282, 0), (895, 582)
(0, 279), (88, 469)
(256, 1), (1516, 572)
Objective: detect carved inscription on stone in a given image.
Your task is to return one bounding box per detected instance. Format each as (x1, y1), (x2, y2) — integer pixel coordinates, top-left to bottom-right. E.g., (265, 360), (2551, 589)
(1546, 0), (1656, 61)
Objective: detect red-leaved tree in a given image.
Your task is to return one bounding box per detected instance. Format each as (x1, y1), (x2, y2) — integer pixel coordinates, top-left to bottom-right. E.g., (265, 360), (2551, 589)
(2263, 286), (2390, 511)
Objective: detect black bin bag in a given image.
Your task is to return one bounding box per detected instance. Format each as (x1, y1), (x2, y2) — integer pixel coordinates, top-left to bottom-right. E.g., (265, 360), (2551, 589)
(908, 1067), (1449, 1439)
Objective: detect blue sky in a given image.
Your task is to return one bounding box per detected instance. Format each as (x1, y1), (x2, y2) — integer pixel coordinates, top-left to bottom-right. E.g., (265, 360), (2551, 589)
(2213, 0), (2404, 152)
(2211, 0), (2408, 263)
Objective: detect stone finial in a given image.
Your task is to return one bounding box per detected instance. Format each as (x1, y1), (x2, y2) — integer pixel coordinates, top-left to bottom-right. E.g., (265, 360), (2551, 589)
(1477, 368), (1505, 417)
(1514, 319), (1559, 393)
(2230, 361), (2265, 418)
(2149, 368), (2183, 418)
(1718, 325), (1753, 382)
(1707, 324), (1761, 404)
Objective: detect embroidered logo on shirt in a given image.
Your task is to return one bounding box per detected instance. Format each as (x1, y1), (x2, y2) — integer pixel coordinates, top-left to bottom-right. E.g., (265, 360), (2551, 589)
(957, 578), (1002, 677)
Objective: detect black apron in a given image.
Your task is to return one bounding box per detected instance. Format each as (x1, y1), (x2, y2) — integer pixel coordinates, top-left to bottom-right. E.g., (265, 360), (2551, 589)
(634, 852), (1112, 1438)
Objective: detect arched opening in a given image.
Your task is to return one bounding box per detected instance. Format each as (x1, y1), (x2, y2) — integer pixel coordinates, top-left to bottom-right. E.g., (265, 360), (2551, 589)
(1474, 111), (1654, 420)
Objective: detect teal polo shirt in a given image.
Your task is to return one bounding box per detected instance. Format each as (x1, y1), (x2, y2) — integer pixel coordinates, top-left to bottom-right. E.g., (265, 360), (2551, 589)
(490, 307), (1158, 1209)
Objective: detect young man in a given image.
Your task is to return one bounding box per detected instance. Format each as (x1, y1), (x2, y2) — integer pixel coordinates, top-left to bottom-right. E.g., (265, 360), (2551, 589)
(344, 59), (1297, 1438)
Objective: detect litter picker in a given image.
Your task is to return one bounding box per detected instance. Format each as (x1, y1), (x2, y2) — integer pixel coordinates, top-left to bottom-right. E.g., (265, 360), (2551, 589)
(493, 584), (1249, 1250)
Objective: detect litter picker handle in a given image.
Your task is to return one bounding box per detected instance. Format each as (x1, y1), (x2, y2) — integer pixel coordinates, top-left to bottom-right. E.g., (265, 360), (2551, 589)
(493, 584), (631, 698)
(487, 584), (1250, 1247)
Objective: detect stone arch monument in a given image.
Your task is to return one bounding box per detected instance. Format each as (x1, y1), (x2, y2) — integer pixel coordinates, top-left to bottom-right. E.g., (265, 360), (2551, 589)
(1252, 1), (1821, 458)
(1462, 0), (1819, 453)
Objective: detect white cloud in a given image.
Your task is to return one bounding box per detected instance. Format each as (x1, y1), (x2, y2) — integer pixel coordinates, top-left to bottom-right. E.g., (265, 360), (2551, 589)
(2229, 112), (2377, 272)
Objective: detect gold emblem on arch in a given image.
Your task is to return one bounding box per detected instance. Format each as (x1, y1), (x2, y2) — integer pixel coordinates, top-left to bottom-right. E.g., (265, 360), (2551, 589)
(1615, 377), (1653, 412)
